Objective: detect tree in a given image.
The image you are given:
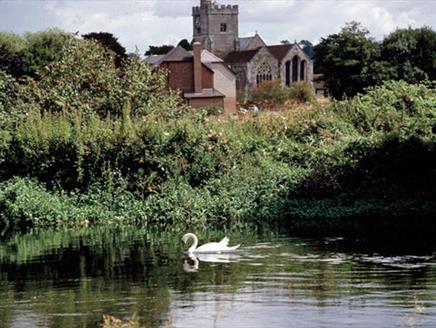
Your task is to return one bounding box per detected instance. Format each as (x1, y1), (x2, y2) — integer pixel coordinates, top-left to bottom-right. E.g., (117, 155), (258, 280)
(381, 27), (436, 82)
(177, 39), (192, 51)
(82, 32), (127, 66)
(280, 40), (291, 45)
(314, 22), (380, 99)
(145, 45), (174, 56)
(299, 40), (315, 61)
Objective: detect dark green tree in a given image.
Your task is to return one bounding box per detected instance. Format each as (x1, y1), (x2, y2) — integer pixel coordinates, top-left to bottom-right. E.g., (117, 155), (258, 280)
(145, 45), (174, 56)
(381, 27), (436, 82)
(314, 22), (381, 99)
(177, 39), (192, 51)
(82, 32), (127, 66)
(299, 40), (315, 61)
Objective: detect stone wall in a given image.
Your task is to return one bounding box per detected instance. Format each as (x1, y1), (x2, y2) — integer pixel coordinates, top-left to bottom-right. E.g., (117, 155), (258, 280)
(280, 46), (314, 87)
(246, 48), (279, 94)
(192, 2), (239, 57)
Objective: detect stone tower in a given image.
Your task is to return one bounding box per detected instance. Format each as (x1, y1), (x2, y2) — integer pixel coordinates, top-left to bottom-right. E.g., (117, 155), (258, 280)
(192, 0), (239, 57)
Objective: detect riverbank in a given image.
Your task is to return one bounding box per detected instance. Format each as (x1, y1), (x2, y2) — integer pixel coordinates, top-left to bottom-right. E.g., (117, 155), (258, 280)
(0, 80), (435, 236)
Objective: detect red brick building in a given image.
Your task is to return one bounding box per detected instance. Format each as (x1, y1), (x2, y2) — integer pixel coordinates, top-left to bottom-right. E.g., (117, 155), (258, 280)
(146, 43), (236, 113)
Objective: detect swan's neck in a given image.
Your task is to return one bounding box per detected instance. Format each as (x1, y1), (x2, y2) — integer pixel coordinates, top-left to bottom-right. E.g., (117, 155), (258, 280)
(188, 234), (198, 253)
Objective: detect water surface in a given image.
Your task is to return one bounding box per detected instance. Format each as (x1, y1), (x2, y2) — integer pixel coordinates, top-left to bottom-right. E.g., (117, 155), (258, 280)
(0, 228), (436, 327)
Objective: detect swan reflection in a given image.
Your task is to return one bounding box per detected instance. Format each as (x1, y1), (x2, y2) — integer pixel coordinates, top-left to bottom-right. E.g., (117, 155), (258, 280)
(183, 253), (239, 273)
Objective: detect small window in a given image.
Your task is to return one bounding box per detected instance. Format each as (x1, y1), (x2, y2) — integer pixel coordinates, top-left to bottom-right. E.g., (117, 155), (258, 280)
(220, 23), (227, 32)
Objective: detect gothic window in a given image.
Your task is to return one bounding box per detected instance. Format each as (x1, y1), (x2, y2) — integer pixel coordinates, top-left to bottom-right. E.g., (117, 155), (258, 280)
(256, 62), (272, 86)
(292, 56), (299, 82)
(300, 60), (306, 81)
(220, 23), (227, 32)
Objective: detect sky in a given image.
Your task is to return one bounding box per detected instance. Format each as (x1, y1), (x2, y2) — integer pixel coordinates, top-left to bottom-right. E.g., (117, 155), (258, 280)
(0, 0), (435, 54)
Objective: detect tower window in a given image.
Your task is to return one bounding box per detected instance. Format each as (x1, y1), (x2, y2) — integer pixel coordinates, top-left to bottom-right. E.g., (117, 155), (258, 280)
(220, 23), (227, 32)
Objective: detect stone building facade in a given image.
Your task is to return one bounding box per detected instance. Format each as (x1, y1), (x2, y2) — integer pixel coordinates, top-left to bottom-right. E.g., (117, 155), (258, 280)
(192, 0), (313, 96)
(192, 0), (239, 58)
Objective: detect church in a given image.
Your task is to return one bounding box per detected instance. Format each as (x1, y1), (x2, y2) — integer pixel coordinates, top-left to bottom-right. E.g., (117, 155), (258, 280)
(192, 0), (314, 96)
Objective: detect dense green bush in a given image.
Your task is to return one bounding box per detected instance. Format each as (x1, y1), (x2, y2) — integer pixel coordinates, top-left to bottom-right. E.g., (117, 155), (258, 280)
(251, 80), (288, 109)
(1, 52), (435, 236)
(288, 81), (315, 103)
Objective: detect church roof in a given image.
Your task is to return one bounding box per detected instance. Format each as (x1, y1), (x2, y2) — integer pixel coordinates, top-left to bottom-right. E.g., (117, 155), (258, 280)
(266, 44), (296, 61)
(224, 49), (260, 63)
(161, 46), (193, 62)
(239, 37), (256, 51)
(201, 49), (224, 63)
(239, 33), (267, 51)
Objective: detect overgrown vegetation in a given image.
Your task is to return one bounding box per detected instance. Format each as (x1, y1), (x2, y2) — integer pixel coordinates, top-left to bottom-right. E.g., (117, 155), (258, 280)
(251, 80), (315, 109)
(315, 22), (436, 99)
(0, 30), (435, 236)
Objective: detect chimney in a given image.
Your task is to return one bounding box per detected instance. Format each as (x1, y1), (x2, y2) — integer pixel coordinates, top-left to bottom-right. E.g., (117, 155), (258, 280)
(193, 42), (202, 94)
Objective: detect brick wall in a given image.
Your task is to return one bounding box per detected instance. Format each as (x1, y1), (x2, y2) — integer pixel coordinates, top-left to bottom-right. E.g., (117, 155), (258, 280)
(162, 62), (214, 93)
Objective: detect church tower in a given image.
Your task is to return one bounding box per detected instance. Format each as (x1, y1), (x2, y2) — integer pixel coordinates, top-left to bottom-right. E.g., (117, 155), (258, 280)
(192, 0), (239, 57)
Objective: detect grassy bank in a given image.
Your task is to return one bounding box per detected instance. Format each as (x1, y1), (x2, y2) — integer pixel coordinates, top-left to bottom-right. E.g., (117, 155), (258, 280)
(1, 76), (435, 235)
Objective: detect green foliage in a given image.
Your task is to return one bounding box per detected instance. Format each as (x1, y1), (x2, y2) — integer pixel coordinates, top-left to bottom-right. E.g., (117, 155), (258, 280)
(251, 80), (288, 109)
(381, 26), (436, 82)
(0, 32), (27, 53)
(288, 81), (315, 103)
(82, 32), (127, 67)
(315, 23), (436, 99)
(315, 22), (381, 99)
(15, 38), (182, 117)
(1, 51), (436, 237)
(145, 44), (174, 56)
(22, 28), (73, 76)
(0, 44), (26, 77)
(177, 39), (192, 51)
(0, 29), (73, 78)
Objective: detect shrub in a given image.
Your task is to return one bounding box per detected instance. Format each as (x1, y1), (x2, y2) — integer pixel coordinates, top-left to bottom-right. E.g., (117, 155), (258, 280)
(251, 80), (288, 109)
(288, 81), (315, 103)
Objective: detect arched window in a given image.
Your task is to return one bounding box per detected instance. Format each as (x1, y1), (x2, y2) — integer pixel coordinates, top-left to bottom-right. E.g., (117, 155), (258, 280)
(285, 61), (291, 86)
(292, 56), (299, 82)
(300, 60), (306, 81)
(256, 62), (272, 86)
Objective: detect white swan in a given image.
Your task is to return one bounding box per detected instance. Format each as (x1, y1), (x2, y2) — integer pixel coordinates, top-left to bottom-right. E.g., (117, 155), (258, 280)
(182, 233), (240, 254)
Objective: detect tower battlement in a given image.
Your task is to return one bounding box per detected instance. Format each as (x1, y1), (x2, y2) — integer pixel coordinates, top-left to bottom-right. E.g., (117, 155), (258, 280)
(192, 0), (239, 57)
(192, 5), (238, 15)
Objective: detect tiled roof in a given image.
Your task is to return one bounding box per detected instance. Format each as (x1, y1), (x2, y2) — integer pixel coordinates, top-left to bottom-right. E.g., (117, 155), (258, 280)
(266, 44), (295, 61)
(144, 55), (166, 65)
(239, 37), (256, 51)
(162, 47), (193, 62)
(144, 47), (193, 65)
(224, 49), (260, 63)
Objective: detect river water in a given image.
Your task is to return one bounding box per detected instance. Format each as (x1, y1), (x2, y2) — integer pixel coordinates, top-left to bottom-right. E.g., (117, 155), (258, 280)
(0, 228), (436, 327)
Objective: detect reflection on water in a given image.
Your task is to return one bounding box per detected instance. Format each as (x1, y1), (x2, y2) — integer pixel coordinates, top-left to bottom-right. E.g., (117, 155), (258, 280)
(1, 228), (436, 327)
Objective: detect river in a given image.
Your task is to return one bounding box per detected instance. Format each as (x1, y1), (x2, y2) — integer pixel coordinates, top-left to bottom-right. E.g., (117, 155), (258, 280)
(0, 227), (435, 327)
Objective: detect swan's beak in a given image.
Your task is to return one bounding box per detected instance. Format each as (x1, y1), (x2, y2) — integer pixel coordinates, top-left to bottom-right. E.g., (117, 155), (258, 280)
(181, 235), (188, 244)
